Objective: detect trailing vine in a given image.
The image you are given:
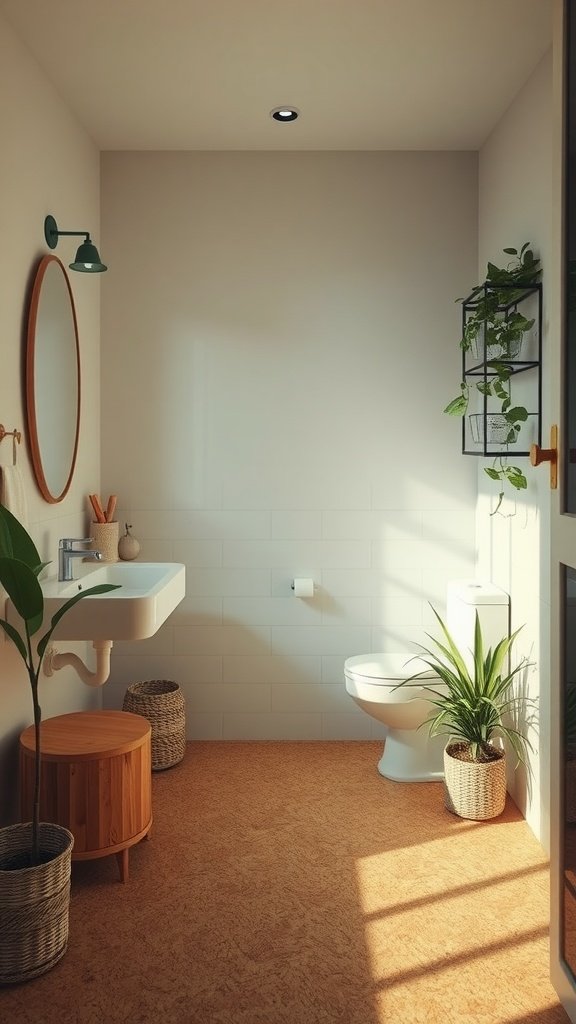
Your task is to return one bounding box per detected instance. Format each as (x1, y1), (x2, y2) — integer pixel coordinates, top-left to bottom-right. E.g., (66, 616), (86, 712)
(445, 243), (541, 514)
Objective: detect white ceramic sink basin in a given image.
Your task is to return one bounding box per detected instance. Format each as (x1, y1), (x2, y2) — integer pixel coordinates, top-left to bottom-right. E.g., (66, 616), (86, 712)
(23, 561), (186, 641)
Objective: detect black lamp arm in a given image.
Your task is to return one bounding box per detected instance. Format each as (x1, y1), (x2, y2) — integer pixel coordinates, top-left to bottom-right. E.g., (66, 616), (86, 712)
(44, 215), (91, 249)
(53, 230), (90, 241)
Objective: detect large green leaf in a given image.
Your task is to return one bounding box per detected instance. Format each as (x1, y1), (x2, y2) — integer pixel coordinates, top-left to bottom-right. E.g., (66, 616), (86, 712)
(0, 617), (28, 661)
(443, 395), (468, 416)
(506, 406), (528, 423)
(0, 557), (43, 623)
(505, 469), (527, 491)
(0, 514), (11, 559)
(0, 504), (42, 570)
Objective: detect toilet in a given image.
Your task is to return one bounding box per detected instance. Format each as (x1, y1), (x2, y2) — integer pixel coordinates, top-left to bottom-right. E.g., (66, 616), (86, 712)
(344, 580), (510, 782)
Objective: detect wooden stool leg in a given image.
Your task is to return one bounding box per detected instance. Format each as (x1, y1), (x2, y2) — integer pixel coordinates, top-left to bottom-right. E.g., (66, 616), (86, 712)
(116, 848), (129, 883)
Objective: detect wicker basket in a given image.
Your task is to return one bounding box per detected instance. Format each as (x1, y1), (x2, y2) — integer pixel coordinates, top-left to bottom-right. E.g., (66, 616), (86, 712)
(0, 822), (74, 985)
(443, 742), (507, 820)
(123, 680), (186, 770)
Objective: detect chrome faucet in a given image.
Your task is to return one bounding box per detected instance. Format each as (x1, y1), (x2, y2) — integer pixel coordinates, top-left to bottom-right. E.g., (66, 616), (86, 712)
(58, 538), (102, 582)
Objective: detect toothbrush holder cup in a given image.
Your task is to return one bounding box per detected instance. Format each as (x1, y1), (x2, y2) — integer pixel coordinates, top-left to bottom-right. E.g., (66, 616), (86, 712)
(90, 521), (119, 563)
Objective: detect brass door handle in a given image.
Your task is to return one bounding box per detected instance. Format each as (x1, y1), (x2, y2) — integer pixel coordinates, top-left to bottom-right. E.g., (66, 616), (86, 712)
(530, 424), (558, 489)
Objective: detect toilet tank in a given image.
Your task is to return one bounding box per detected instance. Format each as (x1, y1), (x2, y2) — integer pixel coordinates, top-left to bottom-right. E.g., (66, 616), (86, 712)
(445, 580), (510, 663)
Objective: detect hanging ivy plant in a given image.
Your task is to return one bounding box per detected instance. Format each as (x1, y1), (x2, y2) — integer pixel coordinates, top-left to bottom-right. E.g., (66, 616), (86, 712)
(484, 458), (528, 516)
(445, 243), (541, 515)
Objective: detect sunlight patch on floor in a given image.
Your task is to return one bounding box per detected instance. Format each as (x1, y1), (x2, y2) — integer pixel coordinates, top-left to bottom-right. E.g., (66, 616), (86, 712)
(355, 815), (562, 1024)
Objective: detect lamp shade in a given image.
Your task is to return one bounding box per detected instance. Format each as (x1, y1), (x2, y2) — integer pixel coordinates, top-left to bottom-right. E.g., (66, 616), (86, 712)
(69, 239), (107, 273)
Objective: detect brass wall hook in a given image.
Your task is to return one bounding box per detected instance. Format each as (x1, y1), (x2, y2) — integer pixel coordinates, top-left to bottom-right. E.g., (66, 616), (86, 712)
(0, 424), (22, 466)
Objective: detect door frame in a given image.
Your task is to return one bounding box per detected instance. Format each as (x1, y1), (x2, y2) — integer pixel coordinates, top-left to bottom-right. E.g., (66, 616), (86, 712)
(550, 0), (576, 1016)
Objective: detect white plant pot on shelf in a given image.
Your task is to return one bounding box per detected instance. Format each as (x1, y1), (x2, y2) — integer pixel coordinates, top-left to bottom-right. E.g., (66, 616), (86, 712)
(470, 335), (523, 361)
(468, 412), (537, 448)
(469, 413), (511, 446)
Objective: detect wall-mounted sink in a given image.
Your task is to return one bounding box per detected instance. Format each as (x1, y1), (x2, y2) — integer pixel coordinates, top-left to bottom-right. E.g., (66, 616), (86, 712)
(14, 561), (186, 641)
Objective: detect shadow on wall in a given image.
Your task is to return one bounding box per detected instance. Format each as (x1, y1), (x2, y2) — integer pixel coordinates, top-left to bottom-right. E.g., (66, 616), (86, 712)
(0, 638), (35, 825)
(0, 731), (25, 825)
(101, 500), (481, 742)
(105, 609), (386, 741)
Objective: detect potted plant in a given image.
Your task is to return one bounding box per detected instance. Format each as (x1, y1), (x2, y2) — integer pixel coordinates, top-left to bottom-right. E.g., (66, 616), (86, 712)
(400, 606), (533, 820)
(444, 243), (541, 514)
(0, 503), (118, 984)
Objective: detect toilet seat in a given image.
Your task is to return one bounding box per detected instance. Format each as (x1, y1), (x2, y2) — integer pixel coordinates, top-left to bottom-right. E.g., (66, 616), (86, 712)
(344, 654), (440, 705)
(344, 653), (436, 685)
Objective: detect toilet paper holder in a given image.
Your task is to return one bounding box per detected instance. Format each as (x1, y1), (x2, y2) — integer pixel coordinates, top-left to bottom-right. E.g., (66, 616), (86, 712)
(291, 578), (314, 597)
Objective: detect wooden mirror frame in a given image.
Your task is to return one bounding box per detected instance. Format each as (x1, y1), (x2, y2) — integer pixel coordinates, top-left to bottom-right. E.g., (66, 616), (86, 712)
(26, 255), (81, 503)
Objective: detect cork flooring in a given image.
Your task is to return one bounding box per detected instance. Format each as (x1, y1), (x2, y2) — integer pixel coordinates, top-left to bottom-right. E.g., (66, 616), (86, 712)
(0, 741), (570, 1024)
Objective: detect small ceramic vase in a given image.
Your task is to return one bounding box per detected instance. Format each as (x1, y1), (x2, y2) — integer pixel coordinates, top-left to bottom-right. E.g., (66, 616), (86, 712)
(118, 523), (141, 561)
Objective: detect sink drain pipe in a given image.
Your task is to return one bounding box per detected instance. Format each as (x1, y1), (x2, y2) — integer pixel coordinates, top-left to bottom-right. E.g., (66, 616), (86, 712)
(43, 640), (114, 687)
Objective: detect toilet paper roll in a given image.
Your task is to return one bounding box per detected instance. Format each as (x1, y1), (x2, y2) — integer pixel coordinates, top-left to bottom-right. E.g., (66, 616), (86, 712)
(293, 577), (314, 598)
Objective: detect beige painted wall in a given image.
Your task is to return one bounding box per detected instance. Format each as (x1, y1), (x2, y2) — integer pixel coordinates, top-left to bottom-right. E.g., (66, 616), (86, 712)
(477, 50), (553, 847)
(100, 150), (478, 740)
(0, 14), (102, 823)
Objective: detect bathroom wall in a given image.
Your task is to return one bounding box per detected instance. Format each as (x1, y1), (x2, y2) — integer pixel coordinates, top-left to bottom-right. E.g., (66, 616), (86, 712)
(0, 13), (102, 823)
(476, 51), (553, 846)
(101, 150), (478, 739)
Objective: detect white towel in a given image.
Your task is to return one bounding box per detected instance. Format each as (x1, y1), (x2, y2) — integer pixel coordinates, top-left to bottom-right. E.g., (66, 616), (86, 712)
(0, 465), (29, 531)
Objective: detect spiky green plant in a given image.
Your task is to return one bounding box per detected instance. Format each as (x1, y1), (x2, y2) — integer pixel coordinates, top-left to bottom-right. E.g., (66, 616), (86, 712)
(0, 504), (119, 864)
(400, 606), (533, 764)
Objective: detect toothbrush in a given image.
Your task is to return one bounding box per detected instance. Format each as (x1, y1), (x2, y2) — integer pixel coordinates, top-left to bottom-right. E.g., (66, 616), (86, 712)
(105, 495), (117, 523)
(89, 494), (106, 523)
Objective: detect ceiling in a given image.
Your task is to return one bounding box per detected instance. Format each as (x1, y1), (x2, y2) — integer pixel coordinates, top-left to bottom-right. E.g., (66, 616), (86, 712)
(0, 0), (553, 151)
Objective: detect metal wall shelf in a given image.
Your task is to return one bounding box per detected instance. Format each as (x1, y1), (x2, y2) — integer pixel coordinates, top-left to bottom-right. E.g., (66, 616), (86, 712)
(460, 280), (542, 458)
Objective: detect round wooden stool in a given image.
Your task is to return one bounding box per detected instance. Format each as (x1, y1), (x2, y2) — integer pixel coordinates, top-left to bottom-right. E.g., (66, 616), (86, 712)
(19, 710), (152, 883)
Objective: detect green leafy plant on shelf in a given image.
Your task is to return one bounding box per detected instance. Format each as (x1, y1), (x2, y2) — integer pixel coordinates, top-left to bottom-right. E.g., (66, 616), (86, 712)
(444, 243), (541, 515)
(0, 504), (119, 865)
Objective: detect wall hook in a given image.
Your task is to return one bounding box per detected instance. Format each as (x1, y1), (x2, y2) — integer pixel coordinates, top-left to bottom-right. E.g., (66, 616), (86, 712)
(0, 424), (22, 466)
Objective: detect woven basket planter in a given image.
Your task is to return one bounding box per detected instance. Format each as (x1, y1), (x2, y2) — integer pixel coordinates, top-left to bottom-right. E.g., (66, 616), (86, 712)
(123, 680), (186, 770)
(0, 821), (74, 985)
(443, 742), (507, 820)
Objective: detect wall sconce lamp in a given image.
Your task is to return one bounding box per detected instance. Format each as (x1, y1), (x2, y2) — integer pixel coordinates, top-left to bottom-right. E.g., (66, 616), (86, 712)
(44, 214), (107, 273)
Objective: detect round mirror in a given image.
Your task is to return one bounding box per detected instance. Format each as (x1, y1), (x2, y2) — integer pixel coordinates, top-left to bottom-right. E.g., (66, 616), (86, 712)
(26, 255), (81, 503)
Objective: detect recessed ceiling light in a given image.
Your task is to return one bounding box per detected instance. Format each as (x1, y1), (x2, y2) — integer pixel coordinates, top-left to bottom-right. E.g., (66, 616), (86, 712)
(270, 107), (300, 122)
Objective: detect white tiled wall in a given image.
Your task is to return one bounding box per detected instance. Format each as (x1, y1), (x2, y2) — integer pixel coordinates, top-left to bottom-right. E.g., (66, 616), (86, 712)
(105, 500), (476, 738)
(101, 151), (478, 738)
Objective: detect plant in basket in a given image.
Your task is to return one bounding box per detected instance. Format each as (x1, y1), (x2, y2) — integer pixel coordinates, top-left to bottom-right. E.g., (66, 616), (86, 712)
(0, 503), (118, 984)
(398, 606), (534, 820)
